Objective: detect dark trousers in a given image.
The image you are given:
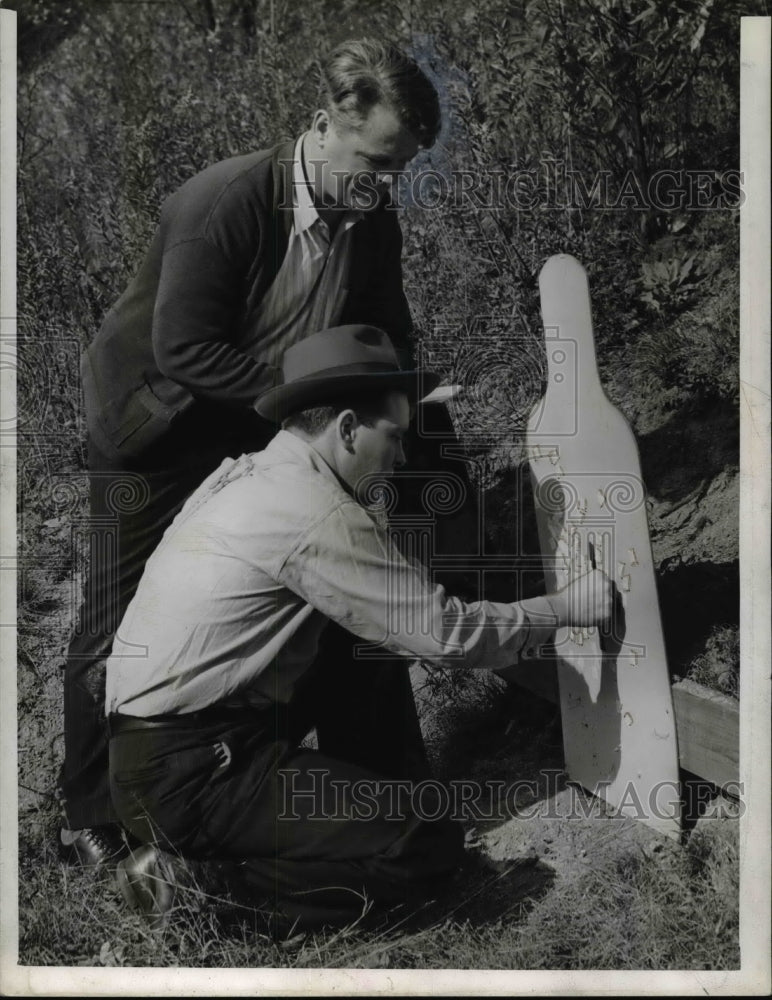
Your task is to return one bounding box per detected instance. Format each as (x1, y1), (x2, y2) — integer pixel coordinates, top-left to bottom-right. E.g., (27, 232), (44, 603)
(109, 656), (464, 928)
(60, 402), (479, 829)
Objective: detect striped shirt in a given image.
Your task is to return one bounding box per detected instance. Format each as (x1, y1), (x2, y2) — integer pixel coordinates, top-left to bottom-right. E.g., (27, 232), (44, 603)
(239, 134), (363, 366)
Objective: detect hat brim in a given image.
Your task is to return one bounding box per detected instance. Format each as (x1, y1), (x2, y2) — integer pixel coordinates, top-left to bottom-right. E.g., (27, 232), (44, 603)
(255, 369), (442, 423)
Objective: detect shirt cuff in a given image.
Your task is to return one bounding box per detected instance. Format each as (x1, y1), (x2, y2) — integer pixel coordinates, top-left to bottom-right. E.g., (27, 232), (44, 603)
(518, 595), (559, 661)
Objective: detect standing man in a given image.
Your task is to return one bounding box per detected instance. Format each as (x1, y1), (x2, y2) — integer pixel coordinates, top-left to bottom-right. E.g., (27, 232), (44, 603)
(59, 39), (449, 864)
(107, 325), (614, 930)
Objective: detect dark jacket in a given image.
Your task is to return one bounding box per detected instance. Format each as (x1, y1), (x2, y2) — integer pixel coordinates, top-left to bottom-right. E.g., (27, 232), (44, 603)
(82, 139), (414, 461)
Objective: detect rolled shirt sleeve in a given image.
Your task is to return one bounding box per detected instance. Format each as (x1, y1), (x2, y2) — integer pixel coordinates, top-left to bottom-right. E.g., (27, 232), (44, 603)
(277, 498), (558, 670)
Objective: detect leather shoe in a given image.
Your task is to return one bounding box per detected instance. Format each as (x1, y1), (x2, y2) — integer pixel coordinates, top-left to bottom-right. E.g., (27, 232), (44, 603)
(116, 844), (203, 926)
(59, 825), (129, 868)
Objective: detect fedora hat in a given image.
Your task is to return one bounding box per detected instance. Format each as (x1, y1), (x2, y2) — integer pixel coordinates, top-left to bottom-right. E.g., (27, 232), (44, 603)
(255, 324), (441, 423)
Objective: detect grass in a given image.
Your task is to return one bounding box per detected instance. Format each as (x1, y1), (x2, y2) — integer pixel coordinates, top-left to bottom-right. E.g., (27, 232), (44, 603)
(17, 797), (740, 970)
(509, 824), (739, 970)
(16, 677), (740, 970)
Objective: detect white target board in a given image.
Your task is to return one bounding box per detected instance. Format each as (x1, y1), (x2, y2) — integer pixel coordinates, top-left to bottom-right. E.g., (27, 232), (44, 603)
(527, 254), (681, 838)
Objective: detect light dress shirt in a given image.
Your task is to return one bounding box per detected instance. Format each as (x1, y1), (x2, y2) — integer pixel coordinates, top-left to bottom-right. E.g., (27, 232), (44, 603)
(106, 431), (559, 717)
(239, 133), (363, 368)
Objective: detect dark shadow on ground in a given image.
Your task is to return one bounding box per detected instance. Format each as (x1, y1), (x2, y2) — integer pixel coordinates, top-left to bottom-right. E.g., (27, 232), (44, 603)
(636, 400), (738, 504)
(426, 681), (566, 843)
(413, 855), (556, 928)
(656, 559), (739, 674)
(211, 854), (556, 945)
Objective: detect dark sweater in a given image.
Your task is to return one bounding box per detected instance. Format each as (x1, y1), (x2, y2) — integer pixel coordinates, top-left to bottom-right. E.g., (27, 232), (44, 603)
(82, 139), (414, 461)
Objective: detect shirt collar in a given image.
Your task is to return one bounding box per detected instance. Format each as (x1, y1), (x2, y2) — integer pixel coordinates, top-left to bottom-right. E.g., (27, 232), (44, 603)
(292, 133), (363, 235)
(262, 430), (389, 528)
(262, 429), (348, 492)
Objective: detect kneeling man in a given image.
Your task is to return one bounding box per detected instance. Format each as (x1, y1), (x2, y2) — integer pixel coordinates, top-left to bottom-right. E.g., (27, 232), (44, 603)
(106, 324), (612, 929)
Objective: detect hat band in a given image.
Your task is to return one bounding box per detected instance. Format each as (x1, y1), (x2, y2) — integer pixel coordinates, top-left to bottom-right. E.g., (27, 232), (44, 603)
(285, 360), (407, 383)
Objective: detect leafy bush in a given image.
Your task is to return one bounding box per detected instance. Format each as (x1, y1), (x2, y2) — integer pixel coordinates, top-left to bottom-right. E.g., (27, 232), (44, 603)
(634, 253), (739, 407)
(687, 625), (740, 697)
(640, 253), (713, 313)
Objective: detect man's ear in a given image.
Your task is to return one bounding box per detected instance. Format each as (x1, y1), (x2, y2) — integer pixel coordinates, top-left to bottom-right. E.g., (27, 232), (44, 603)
(336, 409), (358, 451)
(311, 109), (331, 146)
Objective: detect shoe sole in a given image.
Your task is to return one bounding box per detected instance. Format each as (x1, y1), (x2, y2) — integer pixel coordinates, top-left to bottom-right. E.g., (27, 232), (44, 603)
(116, 848), (177, 926)
(58, 839), (127, 870)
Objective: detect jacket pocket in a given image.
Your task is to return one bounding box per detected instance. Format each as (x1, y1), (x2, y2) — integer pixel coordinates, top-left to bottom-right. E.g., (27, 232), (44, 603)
(81, 348), (194, 462)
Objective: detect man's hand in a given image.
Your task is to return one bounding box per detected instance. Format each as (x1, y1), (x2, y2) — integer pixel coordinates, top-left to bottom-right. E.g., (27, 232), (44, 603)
(549, 569), (615, 629)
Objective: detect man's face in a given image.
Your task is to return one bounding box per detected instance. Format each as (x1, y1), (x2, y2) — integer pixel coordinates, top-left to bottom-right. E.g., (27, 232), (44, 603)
(310, 103), (420, 211)
(345, 390), (411, 497)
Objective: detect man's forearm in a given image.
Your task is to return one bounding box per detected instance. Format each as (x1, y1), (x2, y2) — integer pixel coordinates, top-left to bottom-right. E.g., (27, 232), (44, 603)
(283, 501), (612, 673)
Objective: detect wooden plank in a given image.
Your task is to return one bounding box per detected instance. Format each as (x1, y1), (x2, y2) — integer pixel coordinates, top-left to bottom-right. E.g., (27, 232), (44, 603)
(504, 670), (739, 787)
(672, 678), (740, 787)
